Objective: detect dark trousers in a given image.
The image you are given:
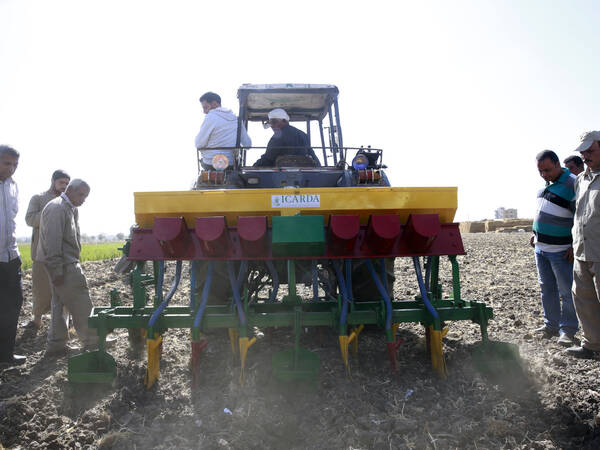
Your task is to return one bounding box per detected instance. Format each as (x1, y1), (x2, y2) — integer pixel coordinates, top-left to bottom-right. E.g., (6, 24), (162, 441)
(0, 257), (23, 359)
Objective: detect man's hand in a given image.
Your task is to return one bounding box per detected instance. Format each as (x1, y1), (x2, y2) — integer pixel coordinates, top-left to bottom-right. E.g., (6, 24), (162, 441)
(564, 247), (574, 263)
(529, 235), (535, 248)
(53, 274), (65, 286)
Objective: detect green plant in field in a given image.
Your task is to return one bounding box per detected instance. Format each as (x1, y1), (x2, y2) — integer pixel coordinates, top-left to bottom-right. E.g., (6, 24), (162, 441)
(18, 244), (33, 270)
(80, 242), (123, 262)
(18, 242), (124, 271)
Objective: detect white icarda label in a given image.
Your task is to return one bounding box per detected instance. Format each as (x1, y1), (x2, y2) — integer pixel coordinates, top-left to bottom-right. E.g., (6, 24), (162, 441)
(271, 194), (321, 208)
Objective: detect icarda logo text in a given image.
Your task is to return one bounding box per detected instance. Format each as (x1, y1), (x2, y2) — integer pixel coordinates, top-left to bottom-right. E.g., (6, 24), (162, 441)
(271, 194), (321, 208)
(283, 194), (319, 203)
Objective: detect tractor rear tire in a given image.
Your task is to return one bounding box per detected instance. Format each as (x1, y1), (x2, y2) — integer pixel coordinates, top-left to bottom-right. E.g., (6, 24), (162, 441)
(193, 261), (232, 305)
(351, 258), (395, 302)
(128, 328), (145, 350)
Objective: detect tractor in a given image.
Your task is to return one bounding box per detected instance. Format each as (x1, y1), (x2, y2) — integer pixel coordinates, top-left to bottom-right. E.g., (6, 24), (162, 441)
(68, 84), (516, 388)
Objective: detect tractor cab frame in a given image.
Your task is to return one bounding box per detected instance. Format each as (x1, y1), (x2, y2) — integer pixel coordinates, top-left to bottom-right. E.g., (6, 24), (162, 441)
(195, 84), (389, 189)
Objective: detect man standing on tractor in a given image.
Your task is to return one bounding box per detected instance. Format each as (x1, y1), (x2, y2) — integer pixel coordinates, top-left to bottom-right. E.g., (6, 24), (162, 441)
(567, 131), (600, 358)
(253, 108), (321, 167)
(195, 91), (251, 169)
(531, 150), (579, 346)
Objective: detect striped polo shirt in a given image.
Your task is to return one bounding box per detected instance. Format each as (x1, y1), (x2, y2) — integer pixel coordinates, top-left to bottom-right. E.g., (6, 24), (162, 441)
(533, 168), (576, 252)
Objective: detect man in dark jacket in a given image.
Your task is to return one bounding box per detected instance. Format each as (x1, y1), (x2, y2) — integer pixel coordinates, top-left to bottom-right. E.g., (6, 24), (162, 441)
(253, 108), (320, 167)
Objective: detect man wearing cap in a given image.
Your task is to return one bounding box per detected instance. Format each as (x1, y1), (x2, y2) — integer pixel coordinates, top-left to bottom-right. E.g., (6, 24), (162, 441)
(23, 170), (71, 330)
(530, 150), (579, 346)
(253, 108), (321, 167)
(567, 130), (600, 357)
(195, 91), (251, 169)
(563, 155), (585, 176)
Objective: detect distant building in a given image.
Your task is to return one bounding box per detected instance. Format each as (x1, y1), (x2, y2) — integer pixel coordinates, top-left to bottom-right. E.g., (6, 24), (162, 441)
(494, 207), (518, 219)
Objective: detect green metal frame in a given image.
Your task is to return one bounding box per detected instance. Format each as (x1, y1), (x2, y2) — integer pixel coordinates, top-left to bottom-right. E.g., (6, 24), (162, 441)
(88, 255), (493, 342)
(70, 254), (495, 384)
(88, 299), (492, 332)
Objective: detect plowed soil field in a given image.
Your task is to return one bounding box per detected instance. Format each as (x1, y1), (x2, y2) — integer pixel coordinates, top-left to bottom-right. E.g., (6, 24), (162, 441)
(1, 234), (600, 449)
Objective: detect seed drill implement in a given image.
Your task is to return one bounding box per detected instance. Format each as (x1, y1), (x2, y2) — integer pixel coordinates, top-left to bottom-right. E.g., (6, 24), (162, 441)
(68, 84), (515, 387)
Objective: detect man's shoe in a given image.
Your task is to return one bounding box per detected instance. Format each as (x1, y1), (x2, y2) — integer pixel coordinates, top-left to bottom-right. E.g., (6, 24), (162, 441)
(0, 354), (27, 365)
(22, 320), (41, 330)
(83, 335), (119, 352)
(566, 345), (596, 358)
(44, 344), (81, 358)
(557, 332), (575, 347)
(44, 347), (68, 358)
(532, 325), (559, 338)
(105, 335), (118, 348)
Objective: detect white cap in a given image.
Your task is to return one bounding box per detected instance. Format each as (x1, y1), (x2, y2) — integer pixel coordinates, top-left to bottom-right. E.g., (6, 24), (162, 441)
(575, 131), (600, 152)
(268, 108), (290, 121)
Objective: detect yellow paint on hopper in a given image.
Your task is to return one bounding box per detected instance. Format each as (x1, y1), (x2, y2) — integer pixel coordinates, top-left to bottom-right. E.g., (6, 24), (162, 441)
(134, 187), (458, 228)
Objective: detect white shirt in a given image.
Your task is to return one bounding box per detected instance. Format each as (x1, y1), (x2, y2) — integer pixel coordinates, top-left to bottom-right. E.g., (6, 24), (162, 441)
(195, 107), (252, 165)
(0, 177), (20, 262)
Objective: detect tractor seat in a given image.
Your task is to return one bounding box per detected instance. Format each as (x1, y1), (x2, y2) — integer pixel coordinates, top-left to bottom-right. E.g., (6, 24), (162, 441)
(275, 155), (317, 168)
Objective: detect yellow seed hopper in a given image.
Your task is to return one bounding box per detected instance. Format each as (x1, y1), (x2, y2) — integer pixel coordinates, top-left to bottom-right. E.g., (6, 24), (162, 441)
(134, 186), (458, 226)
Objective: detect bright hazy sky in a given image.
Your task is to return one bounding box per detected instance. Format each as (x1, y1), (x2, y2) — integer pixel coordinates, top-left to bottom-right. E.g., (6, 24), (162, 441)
(2, 0), (600, 237)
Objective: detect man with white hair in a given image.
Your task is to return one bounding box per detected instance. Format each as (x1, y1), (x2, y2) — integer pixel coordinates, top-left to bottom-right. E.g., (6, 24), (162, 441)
(38, 179), (99, 356)
(567, 131), (600, 357)
(253, 108), (321, 167)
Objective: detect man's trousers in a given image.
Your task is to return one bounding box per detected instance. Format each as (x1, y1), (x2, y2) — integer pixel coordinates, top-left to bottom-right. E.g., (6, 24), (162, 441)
(32, 260), (52, 319)
(0, 257), (23, 359)
(46, 262), (97, 351)
(572, 259), (600, 351)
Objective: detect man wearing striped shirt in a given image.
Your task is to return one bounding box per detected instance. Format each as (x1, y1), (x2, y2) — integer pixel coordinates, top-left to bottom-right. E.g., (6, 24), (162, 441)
(531, 149), (579, 346)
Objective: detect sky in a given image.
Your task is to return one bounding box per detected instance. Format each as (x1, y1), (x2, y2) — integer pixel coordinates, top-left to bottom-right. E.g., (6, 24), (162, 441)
(2, 0), (600, 237)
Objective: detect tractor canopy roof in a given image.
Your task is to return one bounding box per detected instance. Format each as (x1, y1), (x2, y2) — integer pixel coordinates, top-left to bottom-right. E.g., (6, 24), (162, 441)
(237, 83), (339, 123)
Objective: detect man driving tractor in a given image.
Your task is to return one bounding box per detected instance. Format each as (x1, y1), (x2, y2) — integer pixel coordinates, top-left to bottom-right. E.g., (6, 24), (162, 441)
(253, 108), (321, 167)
